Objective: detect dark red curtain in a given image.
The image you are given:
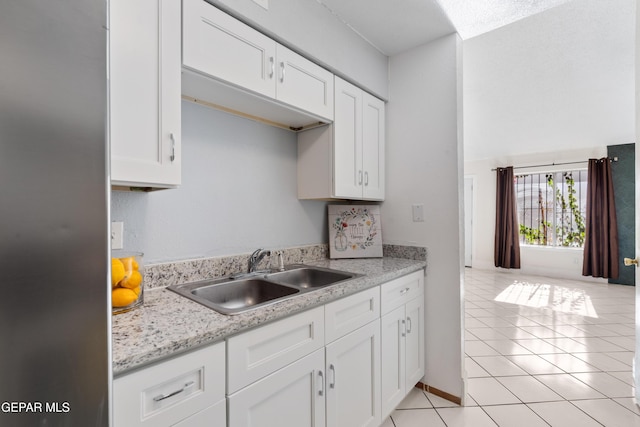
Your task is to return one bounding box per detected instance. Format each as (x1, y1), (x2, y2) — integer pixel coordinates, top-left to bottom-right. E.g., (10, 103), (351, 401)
(495, 167), (521, 269)
(582, 158), (619, 278)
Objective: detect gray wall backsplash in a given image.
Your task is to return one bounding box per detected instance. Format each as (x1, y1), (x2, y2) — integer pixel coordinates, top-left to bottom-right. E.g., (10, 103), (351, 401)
(142, 243), (426, 290)
(111, 101), (329, 263)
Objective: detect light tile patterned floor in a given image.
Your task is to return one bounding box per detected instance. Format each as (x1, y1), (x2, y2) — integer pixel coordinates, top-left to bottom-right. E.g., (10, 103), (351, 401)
(386, 268), (640, 426)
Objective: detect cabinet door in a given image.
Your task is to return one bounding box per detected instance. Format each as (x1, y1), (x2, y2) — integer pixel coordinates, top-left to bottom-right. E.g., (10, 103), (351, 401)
(333, 77), (363, 199)
(182, 0), (276, 98)
(172, 400), (225, 427)
(228, 349), (325, 427)
(276, 45), (334, 120)
(110, 0), (181, 188)
(405, 296), (425, 392)
(326, 320), (381, 427)
(380, 306), (406, 419)
(362, 93), (385, 200)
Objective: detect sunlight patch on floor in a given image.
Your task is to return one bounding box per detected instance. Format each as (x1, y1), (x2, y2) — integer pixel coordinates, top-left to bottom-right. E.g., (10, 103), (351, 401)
(494, 280), (598, 317)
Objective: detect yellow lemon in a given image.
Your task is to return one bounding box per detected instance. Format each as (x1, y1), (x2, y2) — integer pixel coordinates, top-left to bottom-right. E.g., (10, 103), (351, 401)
(111, 258), (125, 287)
(130, 285), (142, 297)
(120, 256), (139, 271)
(120, 270), (142, 289)
(112, 287), (138, 307)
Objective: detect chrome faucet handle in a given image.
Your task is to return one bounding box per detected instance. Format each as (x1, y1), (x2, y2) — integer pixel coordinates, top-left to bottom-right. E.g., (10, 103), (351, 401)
(276, 251), (285, 271)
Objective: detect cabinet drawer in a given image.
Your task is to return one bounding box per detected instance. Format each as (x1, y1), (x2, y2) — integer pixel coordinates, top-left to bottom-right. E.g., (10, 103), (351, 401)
(325, 286), (380, 343)
(113, 341), (225, 427)
(380, 271), (424, 315)
(227, 306), (324, 394)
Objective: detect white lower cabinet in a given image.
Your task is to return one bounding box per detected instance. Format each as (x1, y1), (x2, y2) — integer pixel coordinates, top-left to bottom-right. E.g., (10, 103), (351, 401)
(114, 270), (425, 427)
(113, 341), (225, 427)
(228, 349), (325, 427)
(325, 320), (381, 427)
(404, 297), (425, 389)
(380, 271), (425, 420)
(172, 400), (226, 427)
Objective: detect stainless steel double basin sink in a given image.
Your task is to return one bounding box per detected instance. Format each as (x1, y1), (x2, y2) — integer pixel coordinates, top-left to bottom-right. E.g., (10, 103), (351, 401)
(168, 265), (360, 315)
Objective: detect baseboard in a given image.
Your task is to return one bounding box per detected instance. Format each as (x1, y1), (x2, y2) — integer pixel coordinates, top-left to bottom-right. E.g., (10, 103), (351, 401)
(416, 382), (462, 405)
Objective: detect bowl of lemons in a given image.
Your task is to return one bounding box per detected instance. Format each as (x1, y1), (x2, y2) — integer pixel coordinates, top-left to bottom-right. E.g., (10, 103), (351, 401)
(111, 251), (144, 314)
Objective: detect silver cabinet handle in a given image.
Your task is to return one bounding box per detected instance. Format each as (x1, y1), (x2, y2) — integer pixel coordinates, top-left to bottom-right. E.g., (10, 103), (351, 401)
(153, 381), (194, 402)
(407, 316), (412, 334)
(318, 370), (324, 396)
(400, 287), (410, 295)
(401, 319), (406, 337)
(169, 133), (176, 162)
(364, 171), (369, 186)
(269, 56), (275, 78)
(280, 61), (285, 83)
(329, 364), (336, 389)
(358, 170), (363, 185)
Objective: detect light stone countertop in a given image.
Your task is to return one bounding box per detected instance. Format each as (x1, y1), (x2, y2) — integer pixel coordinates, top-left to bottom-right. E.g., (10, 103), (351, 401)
(112, 257), (426, 376)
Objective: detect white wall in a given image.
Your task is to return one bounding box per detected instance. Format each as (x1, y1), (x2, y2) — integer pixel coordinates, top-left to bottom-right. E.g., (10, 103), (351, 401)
(206, 0), (389, 99)
(111, 101), (328, 263)
(463, 0), (635, 161)
(465, 147), (609, 282)
(634, 0), (639, 403)
(383, 34), (464, 399)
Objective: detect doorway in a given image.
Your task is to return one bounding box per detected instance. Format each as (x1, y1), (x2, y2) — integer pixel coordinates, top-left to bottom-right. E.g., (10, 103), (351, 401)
(464, 176), (473, 267)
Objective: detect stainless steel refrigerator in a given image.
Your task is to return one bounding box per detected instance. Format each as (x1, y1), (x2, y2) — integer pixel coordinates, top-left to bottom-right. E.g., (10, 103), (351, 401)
(0, 1), (110, 426)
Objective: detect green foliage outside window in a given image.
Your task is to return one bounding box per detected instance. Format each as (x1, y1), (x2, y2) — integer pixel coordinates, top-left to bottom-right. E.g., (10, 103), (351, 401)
(519, 172), (586, 247)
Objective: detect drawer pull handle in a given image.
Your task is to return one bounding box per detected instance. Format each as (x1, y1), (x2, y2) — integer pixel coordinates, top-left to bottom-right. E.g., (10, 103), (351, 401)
(407, 316), (412, 334)
(169, 133), (176, 162)
(153, 381), (195, 402)
(401, 319), (406, 337)
(329, 364), (336, 389)
(400, 287), (410, 295)
(280, 61), (285, 83)
(269, 56), (275, 78)
(318, 370), (324, 396)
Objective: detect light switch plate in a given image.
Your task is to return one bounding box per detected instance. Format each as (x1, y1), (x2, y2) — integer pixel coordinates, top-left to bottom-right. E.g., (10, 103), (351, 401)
(111, 221), (124, 250)
(412, 204), (424, 222)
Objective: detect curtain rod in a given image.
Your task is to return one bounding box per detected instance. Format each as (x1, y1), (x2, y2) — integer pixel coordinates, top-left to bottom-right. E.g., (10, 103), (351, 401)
(490, 157), (618, 172)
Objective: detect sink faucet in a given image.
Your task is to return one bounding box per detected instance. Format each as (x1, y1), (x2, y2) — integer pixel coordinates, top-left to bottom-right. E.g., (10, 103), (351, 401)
(248, 248), (271, 273)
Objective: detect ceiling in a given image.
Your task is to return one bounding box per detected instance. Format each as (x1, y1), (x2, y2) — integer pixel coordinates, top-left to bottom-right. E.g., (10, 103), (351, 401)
(316, 0), (578, 55)
(318, 0), (635, 162)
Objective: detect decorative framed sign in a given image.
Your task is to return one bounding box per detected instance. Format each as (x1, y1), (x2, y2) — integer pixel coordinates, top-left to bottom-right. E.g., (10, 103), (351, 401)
(328, 205), (383, 259)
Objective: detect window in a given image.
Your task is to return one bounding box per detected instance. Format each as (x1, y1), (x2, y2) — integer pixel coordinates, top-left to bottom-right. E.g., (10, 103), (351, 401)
(515, 170), (587, 247)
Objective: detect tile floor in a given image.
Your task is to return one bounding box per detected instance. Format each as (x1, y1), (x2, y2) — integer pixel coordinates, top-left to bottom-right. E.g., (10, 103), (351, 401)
(383, 268), (640, 426)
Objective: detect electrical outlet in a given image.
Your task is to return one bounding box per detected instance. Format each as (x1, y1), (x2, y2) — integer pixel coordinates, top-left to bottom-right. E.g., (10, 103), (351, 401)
(412, 204), (425, 222)
(111, 221), (124, 250)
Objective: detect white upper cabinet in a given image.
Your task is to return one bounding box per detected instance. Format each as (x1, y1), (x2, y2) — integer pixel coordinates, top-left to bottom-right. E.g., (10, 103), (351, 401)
(275, 44), (334, 122)
(334, 77), (385, 200)
(182, 0), (334, 128)
(182, 0), (276, 98)
(109, 0), (181, 189)
(298, 77), (385, 201)
(361, 92), (385, 199)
